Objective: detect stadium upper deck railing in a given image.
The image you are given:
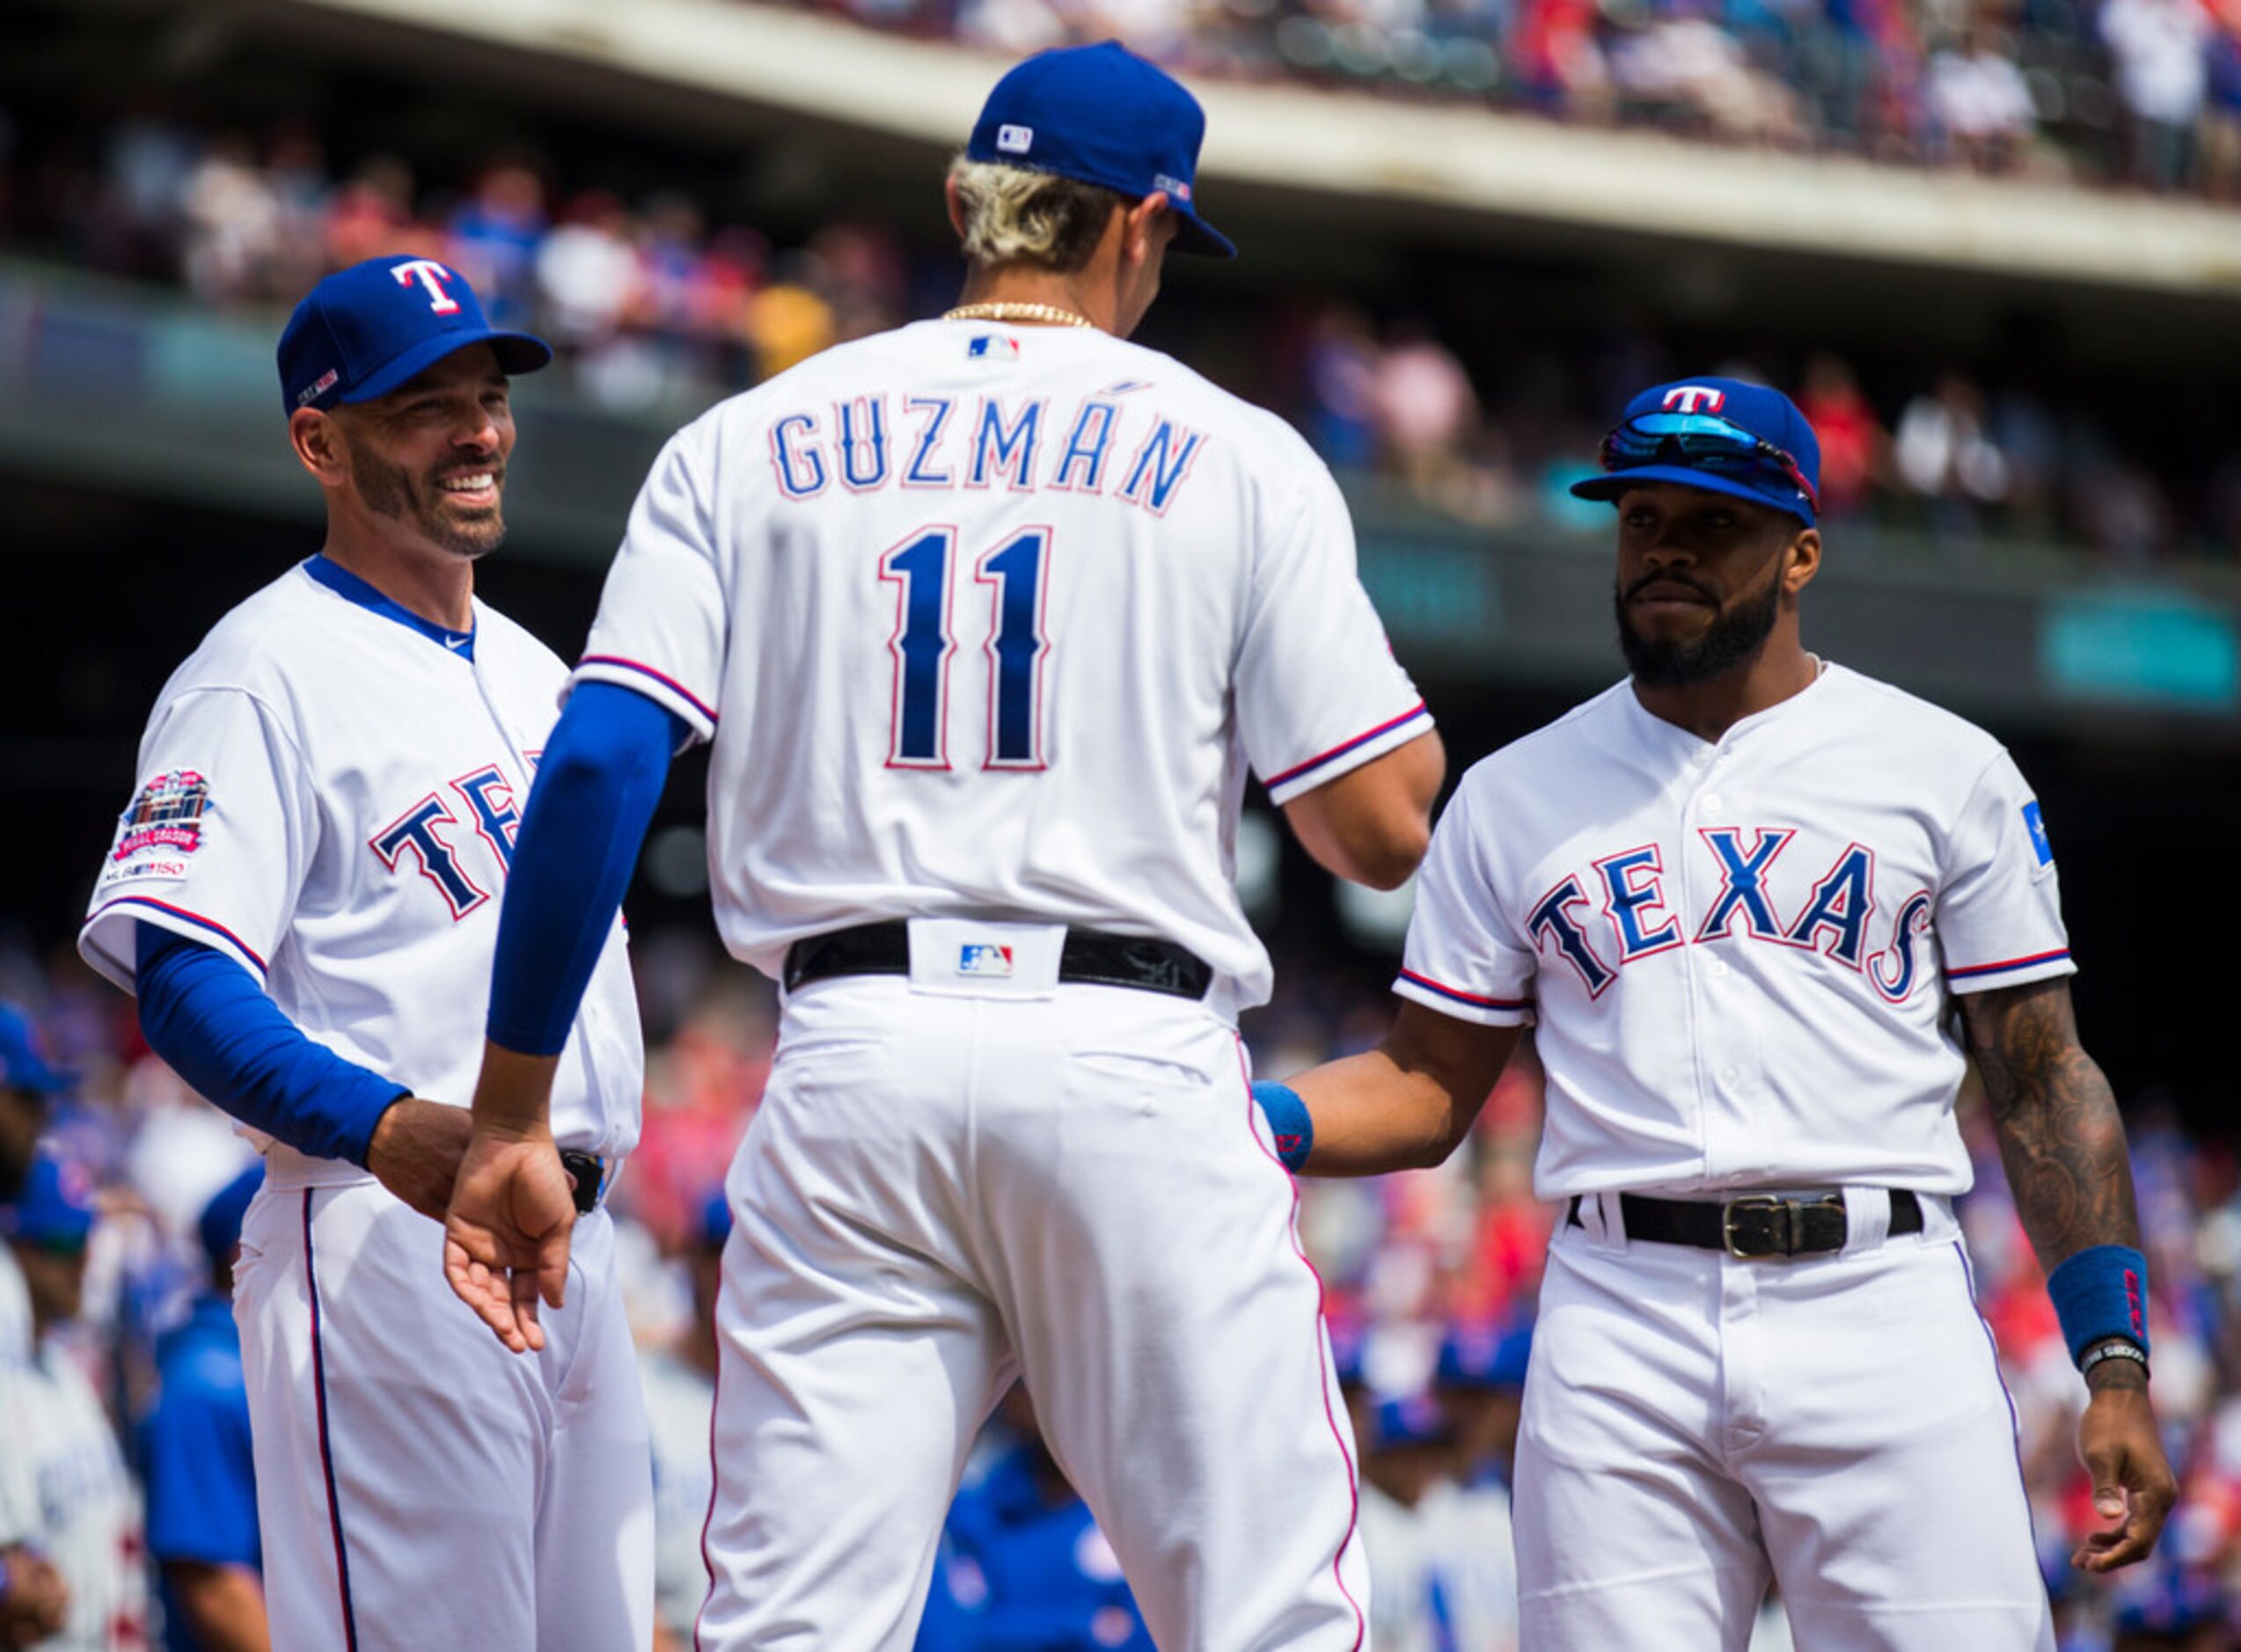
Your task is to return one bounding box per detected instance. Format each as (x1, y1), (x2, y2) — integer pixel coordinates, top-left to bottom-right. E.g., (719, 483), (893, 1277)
(248, 0), (2241, 300)
(4, 259), (2234, 733)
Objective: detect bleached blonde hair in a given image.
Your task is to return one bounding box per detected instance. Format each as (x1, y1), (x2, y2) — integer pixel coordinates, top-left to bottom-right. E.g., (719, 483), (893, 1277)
(948, 154), (1130, 273)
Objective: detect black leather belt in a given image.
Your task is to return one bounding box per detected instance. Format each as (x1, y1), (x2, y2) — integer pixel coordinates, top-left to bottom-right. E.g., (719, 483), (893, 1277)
(1567, 1189), (1923, 1259)
(782, 920), (1212, 1001)
(560, 1149), (606, 1217)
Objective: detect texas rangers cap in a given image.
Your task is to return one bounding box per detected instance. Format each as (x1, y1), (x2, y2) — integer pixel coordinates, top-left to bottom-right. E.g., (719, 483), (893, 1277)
(276, 254), (553, 415)
(0, 1002), (74, 1095)
(197, 1163), (264, 1271)
(1571, 376), (1821, 526)
(967, 41), (1236, 259)
(1, 1152), (96, 1252)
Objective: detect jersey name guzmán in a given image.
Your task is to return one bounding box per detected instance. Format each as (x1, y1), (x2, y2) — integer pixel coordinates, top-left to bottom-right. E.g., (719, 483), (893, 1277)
(1397, 664), (2072, 1198)
(575, 319), (1428, 1013)
(79, 561), (643, 1174)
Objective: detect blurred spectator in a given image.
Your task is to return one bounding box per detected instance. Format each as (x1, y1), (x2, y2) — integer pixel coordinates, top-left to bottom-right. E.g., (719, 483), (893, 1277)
(1926, 23), (2039, 169)
(323, 155), (431, 272)
(1795, 351), (1886, 515)
(0, 1152), (150, 1651)
(179, 134), (281, 305)
(1893, 370), (2010, 532)
(917, 1384), (1154, 1651)
(1355, 1393), (1461, 1652)
(447, 159), (548, 326)
(142, 1165), (265, 1652)
(1373, 318), (1482, 498)
(2100, 0), (2214, 189)
(1305, 304), (1382, 471)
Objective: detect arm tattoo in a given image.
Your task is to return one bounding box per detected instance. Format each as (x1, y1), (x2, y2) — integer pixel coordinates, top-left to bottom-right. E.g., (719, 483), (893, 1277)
(1961, 976), (2140, 1268)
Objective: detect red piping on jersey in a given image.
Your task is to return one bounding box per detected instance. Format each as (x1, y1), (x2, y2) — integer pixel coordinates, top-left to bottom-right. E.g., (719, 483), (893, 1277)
(1264, 702), (1430, 792)
(303, 1191), (362, 1652)
(92, 895), (269, 976)
(578, 655), (721, 727)
(693, 1268), (724, 1652)
(1945, 947), (2070, 981)
(1395, 968), (1532, 1012)
(1233, 1040), (1367, 1648)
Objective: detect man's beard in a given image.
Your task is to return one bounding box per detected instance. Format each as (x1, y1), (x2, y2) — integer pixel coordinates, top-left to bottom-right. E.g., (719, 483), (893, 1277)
(352, 447), (506, 559)
(1614, 572), (1781, 688)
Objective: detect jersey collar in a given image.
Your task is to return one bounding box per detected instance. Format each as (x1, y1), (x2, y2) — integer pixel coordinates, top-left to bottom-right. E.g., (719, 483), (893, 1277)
(303, 555), (476, 660)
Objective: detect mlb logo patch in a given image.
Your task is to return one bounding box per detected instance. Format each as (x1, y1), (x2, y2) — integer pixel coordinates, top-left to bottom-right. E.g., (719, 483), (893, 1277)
(957, 943), (1014, 979)
(997, 124), (1033, 155)
(2022, 800), (2054, 866)
(1154, 173), (1192, 202)
(967, 334), (1021, 361)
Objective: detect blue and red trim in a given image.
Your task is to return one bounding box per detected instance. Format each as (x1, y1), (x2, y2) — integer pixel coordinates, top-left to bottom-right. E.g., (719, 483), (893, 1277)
(91, 895), (268, 976)
(1395, 968), (1531, 1013)
(1264, 702), (1430, 793)
(303, 1191), (361, 1651)
(1946, 947), (2070, 983)
(577, 654), (720, 728)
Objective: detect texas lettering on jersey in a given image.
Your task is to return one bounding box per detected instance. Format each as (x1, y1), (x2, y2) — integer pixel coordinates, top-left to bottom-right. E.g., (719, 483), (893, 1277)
(1521, 829), (1936, 1005)
(367, 760), (526, 920)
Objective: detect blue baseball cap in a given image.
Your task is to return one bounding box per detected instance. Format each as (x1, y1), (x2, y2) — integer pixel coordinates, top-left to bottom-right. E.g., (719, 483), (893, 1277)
(1571, 376), (1820, 526)
(967, 42), (1236, 259)
(0, 1003), (74, 1096)
(1372, 1393), (1454, 1451)
(277, 255), (552, 415)
(1, 1152), (96, 1252)
(198, 1164), (264, 1271)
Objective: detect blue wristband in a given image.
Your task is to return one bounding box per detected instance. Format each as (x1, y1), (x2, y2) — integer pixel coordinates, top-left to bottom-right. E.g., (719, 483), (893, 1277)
(2046, 1245), (2149, 1367)
(1252, 1080), (1314, 1173)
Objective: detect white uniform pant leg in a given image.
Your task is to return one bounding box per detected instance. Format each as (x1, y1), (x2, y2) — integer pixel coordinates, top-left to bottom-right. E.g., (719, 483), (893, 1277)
(978, 989), (1370, 1651)
(698, 983), (1011, 1652)
(232, 1181), (652, 1652)
(1742, 1235), (2053, 1652)
(1513, 1223), (1769, 1652)
(532, 1210), (656, 1652)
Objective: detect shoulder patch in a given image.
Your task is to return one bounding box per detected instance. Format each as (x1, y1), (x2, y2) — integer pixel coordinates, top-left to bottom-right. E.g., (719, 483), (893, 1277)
(2022, 800), (2054, 867)
(113, 771), (214, 862)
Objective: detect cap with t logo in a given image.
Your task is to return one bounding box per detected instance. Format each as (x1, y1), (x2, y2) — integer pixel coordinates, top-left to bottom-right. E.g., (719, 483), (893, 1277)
(275, 255), (553, 415)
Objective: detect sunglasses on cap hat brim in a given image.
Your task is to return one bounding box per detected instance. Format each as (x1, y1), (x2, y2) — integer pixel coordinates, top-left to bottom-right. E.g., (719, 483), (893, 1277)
(1586, 411), (1820, 515)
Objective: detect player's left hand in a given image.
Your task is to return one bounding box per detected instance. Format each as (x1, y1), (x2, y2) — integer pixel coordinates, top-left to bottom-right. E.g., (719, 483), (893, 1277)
(443, 1127), (575, 1356)
(2071, 1378), (2178, 1572)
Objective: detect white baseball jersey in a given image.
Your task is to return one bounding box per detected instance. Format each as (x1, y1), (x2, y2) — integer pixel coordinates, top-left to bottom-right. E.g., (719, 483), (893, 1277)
(0, 1337), (149, 1650)
(77, 556), (643, 1171)
(574, 318), (1428, 1013)
(1397, 663), (2072, 1198)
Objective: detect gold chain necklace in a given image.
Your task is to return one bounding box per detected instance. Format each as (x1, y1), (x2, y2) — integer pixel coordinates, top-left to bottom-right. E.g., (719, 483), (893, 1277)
(942, 302), (1097, 330)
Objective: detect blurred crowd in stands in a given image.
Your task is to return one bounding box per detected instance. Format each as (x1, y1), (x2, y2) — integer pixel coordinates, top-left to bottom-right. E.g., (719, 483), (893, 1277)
(792, 0), (2241, 195)
(3, 914), (2237, 1649)
(1, 112), (2230, 564)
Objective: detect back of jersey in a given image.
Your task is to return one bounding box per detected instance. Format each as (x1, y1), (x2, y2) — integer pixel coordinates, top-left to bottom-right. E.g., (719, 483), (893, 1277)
(576, 319), (1426, 1012)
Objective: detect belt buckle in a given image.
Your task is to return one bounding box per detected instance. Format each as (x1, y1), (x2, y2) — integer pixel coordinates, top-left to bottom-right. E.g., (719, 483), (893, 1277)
(1723, 1195), (1794, 1259)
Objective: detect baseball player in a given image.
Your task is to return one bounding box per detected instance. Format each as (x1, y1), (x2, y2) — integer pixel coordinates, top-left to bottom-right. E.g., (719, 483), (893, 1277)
(1252, 377), (2177, 1648)
(76, 256), (654, 1649)
(142, 1164), (266, 1652)
(0, 1152), (150, 1651)
(443, 40), (1444, 1648)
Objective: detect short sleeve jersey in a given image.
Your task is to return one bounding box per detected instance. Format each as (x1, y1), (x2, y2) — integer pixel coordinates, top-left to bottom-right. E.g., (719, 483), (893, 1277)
(574, 319), (1428, 1013)
(78, 560), (644, 1168)
(1397, 665), (2073, 1197)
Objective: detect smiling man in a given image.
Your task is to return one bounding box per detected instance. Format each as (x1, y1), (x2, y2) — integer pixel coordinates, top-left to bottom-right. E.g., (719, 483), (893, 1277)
(1252, 377), (2175, 1648)
(77, 257), (653, 1649)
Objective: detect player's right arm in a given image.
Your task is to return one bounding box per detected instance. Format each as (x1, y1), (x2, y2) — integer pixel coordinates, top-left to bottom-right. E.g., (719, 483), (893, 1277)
(1234, 442), (1443, 888)
(80, 686), (465, 1216)
(1269, 771), (1533, 1176)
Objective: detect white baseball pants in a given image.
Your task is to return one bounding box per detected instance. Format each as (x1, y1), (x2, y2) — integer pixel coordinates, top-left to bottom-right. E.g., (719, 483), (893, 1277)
(696, 974), (1370, 1650)
(232, 1179), (655, 1651)
(1514, 1194), (2054, 1651)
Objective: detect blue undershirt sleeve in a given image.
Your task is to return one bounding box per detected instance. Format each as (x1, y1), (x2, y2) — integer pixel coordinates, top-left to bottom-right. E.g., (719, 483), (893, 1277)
(485, 681), (681, 1056)
(135, 926), (407, 1166)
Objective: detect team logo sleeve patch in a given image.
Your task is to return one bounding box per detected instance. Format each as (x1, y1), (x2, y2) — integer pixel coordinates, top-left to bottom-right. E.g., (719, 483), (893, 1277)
(2022, 800), (2054, 866)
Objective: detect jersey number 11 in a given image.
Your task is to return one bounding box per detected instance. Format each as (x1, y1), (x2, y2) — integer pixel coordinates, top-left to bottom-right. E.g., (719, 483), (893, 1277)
(880, 525), (1051, 771)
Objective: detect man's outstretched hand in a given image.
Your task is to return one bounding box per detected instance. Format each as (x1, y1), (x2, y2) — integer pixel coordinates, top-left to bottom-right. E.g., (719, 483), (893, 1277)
(2071, 1373), (2178, 1572)
(444, 1127), (574, 1355)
